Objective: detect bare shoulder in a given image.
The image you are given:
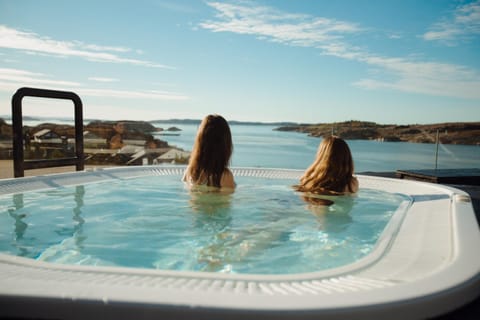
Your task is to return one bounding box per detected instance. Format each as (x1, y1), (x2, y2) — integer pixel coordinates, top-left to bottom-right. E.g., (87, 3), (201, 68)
(182, 167), (190, 182)
(350, 176), (359, 193)
(221, 169), (236, 189)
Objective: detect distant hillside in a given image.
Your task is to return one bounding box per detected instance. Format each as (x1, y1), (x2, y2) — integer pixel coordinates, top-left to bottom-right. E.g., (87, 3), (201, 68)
(2, 117), (479, 145)
(275, 120), (480, 145)
(150, 119), (302, 126)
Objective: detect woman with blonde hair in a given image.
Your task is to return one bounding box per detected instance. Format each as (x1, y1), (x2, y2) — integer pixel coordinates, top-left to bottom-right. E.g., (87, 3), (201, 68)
(295, 136), (358, 195)
(183, 114), (235, 189)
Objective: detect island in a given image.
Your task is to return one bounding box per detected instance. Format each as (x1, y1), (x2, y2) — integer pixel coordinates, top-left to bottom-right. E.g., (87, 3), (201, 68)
(274, 121), (480, 145)
(1, 118), (479, 167)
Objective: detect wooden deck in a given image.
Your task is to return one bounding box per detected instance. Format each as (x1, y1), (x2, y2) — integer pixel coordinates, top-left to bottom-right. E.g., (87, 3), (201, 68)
(396, 168), (480, 185)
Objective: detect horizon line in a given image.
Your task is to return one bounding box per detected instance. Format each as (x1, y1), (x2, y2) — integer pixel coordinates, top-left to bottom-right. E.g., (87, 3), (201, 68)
(1, 115), (479, 127)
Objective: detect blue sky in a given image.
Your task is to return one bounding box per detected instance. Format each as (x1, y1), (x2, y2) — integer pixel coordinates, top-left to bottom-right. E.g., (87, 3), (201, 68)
(1, 0), (479, 124)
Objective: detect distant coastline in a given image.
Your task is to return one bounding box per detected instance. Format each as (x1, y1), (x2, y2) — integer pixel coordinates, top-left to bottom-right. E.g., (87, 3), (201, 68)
(274, 120), (480, 145)
(1, 117), (479, 145)
(151, 119), (306, 126)
(0, 115), (303, 127)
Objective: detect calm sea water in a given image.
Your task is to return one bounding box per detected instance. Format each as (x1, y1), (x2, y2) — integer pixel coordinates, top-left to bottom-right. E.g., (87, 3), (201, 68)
(153, 123), (479, 172)
(19, 120), (479, 172)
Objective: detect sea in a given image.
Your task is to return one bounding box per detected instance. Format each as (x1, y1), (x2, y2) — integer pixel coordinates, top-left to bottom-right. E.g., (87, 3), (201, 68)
(18, 119), (480, 173)
(152, 122), (479, 173)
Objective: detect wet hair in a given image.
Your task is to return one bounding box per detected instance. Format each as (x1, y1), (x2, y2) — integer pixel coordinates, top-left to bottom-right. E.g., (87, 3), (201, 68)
(295, 136), (355, 194)
(186, 114), (233, 187)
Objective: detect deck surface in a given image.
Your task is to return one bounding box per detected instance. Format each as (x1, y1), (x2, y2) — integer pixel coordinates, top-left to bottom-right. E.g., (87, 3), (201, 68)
(396, 168), (480, 185)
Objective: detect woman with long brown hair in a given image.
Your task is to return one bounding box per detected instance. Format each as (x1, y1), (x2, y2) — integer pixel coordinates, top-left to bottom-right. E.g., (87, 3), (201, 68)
(295, 135), (358, 195)
(183, 114), (235, 189)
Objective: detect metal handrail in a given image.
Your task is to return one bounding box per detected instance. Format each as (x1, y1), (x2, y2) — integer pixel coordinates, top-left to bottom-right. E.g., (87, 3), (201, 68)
(11, 87), (84, 178)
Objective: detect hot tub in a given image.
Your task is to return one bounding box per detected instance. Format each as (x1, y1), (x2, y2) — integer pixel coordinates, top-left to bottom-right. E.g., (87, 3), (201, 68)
(0, 166), (479, 319)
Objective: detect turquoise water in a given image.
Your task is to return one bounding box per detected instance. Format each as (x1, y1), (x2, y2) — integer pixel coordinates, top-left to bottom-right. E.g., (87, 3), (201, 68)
(153, 123), (480, 172)
(0, 175), (408, 274)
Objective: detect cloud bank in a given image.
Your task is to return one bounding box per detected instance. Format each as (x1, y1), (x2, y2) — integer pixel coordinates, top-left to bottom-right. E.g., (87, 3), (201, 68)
(0, 68), (188, 101)
(0, 25), (172, 68)
(423, 0), (480, 45)
(200, 1), (480, 100)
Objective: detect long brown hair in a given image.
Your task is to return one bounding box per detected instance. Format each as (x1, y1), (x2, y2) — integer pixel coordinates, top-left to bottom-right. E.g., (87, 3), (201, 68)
(295, 136), (355, 194)
(186, 114), (233, 187)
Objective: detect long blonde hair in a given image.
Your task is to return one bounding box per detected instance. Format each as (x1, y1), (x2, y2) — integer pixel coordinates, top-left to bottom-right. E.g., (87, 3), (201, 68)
(295, 136), (355, 194)
(185, 114), (233, 187)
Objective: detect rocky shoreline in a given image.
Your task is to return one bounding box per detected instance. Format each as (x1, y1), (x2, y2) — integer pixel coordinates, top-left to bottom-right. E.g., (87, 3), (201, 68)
(1, 119), (479, 166)
(0, 118), (189, 165)
(274, 121), (480, 145)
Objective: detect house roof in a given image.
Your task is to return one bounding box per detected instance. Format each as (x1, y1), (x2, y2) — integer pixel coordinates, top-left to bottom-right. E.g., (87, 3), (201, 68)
(33, 129), (51, 138)
(156, 149), (190, 160)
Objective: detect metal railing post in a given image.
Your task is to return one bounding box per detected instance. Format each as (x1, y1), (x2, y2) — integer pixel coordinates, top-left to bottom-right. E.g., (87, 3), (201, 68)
(11, 87), (84, 178)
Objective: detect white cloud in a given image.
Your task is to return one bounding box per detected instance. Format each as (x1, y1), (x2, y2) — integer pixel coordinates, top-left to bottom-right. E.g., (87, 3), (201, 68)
(200, 1), (480, 100)
(388, 33), (402, 39)
(0, 68), (189, 101)
(200, 2), (361, 48)
(423, 0), (480, 44)
(81, 102), (195, 121)
(0, 25), (173, 68)
(80, 43), (131, 53)
(0, 68), (81, 88)
(77, 88), (189, 101)
(354, 58), (480, 99)
(88, 77), (119, 82)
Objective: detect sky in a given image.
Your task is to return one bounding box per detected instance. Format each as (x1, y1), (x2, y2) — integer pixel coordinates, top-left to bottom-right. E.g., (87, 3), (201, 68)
(0, 0), (479, 124)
